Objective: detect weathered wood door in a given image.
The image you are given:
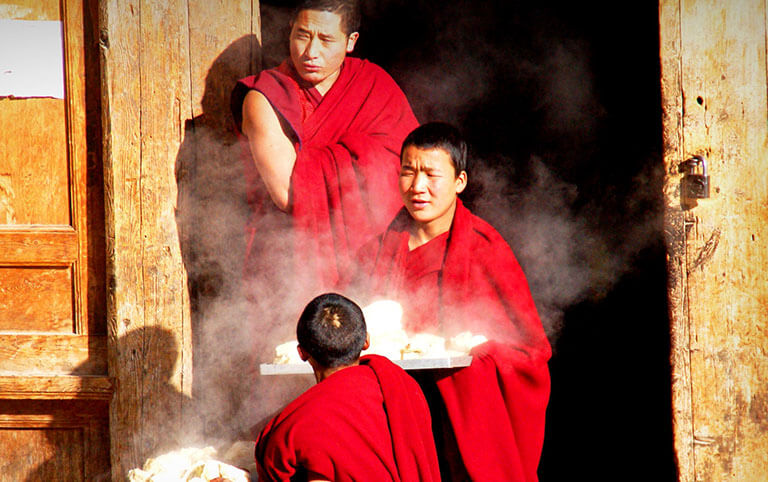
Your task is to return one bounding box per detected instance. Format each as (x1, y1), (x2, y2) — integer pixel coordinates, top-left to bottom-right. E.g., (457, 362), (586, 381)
(660, 0), (768, 480)
(0, 0), (110, 480)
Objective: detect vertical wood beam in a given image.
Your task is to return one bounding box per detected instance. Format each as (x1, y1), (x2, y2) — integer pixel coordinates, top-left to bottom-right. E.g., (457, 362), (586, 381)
(101, 0), (259, 477)
(660, 1), (768, 480)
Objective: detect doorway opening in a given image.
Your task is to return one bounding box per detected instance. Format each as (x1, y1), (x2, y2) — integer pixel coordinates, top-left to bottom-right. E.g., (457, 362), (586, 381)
(261, 1), (676, 479)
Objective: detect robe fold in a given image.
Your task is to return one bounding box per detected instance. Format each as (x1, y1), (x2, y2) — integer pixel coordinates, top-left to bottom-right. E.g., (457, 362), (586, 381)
(255, 355), (441, 482)
(354, 199), (551, 481)
(232, 58), (418, 304)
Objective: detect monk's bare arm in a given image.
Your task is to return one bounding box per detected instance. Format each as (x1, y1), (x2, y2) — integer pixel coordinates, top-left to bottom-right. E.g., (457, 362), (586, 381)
(241, 89), (297, 212)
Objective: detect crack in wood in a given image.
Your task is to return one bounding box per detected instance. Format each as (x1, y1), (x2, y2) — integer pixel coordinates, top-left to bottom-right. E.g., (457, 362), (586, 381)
(687, 227), (721, 274)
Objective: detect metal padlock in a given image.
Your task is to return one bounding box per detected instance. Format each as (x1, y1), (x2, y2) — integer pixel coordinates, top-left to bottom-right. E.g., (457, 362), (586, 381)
(679, 155), (710, 199)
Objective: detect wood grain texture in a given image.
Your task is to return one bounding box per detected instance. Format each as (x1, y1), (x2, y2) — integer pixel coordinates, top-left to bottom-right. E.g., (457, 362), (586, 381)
(62, 0), (90, 336)
(659, 2), (694, 478)
(0, 0), (60, 20)
(0, 0), (92, 341)
(0, 1), (109, 480)
(0, 228), (78, 264)
(101, 0), (259, 477)
(0, 98), (70, 225)
(100, 0), (145, 473)
(0, 399), (110, 481)
(83, 0), (107, 335)
(660, 1), (768, 480)
(0, 427), (85, 479)
(0, 376), (112, 400)
(0, 266), (73, 331)
(0, 334), (107, 374)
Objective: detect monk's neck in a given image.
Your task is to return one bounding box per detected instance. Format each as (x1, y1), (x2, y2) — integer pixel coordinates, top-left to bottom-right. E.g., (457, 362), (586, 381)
(313, 361), (359, 383)
(408, 203), (456, 250)
(313, 69), (340, 96)
(289, 61), (342, 96)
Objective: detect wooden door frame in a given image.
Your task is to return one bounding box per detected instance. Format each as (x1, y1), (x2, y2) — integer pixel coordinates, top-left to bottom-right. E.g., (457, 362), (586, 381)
(660, 0), (768, 480)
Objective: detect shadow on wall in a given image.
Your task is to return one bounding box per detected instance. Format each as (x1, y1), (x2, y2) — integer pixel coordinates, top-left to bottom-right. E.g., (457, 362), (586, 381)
(23, 326), (189, 481)
(174, 34), (262, 444)
(115, 327), (196, 459)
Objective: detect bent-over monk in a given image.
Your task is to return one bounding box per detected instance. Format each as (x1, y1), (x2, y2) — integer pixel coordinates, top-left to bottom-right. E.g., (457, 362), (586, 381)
(255, 293), (440, 482)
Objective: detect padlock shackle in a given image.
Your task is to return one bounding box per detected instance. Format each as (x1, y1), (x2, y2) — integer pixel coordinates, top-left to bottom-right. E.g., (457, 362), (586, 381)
(689, 155), (708, 176)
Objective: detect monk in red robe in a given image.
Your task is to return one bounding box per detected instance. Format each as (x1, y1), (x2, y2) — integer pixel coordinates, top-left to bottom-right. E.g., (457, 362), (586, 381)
(255, 293), (440, 482)
(230, 0), (418, 331)
(347, 123), (552, 481)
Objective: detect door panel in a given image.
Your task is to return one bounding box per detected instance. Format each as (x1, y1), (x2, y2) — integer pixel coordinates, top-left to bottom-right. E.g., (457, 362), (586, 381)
(0, 400), (110, 480)
(0, 0), (110, 480)
(0, 266), (74, 331)
(0, 97), (70, 225)
(0, 0), (93, 359)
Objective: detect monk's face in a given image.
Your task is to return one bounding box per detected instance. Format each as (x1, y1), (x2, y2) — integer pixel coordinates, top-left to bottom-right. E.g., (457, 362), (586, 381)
(289, 9), (359, 95)
(399, 146), (467, 234)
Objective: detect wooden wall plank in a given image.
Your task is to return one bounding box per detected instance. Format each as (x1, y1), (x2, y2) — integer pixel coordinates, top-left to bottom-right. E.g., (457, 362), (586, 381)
(100, 0), (144, 474)
(660, 0), (768, 480)
(181, 0), (261, 445)
(101, 0), (259, 477)
(658, 1), (693, 479)
(188, 0), (261, 128)
(101, 0), (181, 474)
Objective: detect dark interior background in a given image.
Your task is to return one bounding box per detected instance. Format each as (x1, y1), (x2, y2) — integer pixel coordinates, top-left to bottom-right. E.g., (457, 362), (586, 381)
(260, 1), (676, 479)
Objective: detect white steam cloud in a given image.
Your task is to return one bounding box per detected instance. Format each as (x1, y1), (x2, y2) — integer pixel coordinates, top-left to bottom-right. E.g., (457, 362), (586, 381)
(155, 2), (664, 471)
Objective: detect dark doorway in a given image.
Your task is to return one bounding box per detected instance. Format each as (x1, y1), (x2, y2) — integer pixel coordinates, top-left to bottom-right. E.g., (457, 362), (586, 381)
(261, 1), (676, 479)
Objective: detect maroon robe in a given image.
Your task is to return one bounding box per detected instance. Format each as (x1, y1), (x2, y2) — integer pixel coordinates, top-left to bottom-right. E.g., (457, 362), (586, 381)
(232, 58), (418, 326)
(352, 199), (551, 481)
(255, 355), (440, 482)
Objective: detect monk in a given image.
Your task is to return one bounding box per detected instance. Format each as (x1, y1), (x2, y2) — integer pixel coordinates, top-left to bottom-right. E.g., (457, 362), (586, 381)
(348, 122), (552, 481)
(255, 293), (441, 482)
(231, 0), (418, 326)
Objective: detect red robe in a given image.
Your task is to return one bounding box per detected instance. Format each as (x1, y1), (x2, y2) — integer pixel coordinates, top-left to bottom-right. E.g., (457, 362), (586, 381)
(232, 58), (418, 316)
(255, 355), (441, 482)
(353, 199), (551, 481)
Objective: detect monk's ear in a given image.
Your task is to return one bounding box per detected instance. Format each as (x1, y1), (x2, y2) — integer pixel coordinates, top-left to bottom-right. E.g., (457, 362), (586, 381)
(362, 332), (370, 351)
(297, 345), (309, 362)
(346, 32), (359, 53)
(455, 170), (468, 194)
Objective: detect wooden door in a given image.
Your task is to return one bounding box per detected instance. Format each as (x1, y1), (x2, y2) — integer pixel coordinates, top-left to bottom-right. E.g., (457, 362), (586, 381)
(0, 0), (110, 480)
(660, 0), (768, 480)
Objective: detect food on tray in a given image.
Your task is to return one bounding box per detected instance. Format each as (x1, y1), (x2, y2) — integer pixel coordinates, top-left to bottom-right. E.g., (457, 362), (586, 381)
(127, 446), (250, 482)
(401, 333), (447, 359)
(269, 300), (487, 364)
(273, 340), (301, 365)
(361, 299), (409, 360)
(449, 331), (488, 353)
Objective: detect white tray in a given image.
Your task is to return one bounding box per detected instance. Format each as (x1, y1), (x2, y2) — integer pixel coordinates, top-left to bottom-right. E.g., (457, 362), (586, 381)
(260, 355), (472, 375)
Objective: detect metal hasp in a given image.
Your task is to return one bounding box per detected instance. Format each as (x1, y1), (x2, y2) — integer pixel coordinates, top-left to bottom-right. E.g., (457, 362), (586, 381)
(679, 155), (710, 200)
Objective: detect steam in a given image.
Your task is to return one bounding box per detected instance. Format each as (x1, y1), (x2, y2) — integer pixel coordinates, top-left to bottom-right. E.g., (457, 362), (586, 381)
(174, 114), (314, 461)
(362, 2), (661, 344)
(158, 1), (664, 469)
